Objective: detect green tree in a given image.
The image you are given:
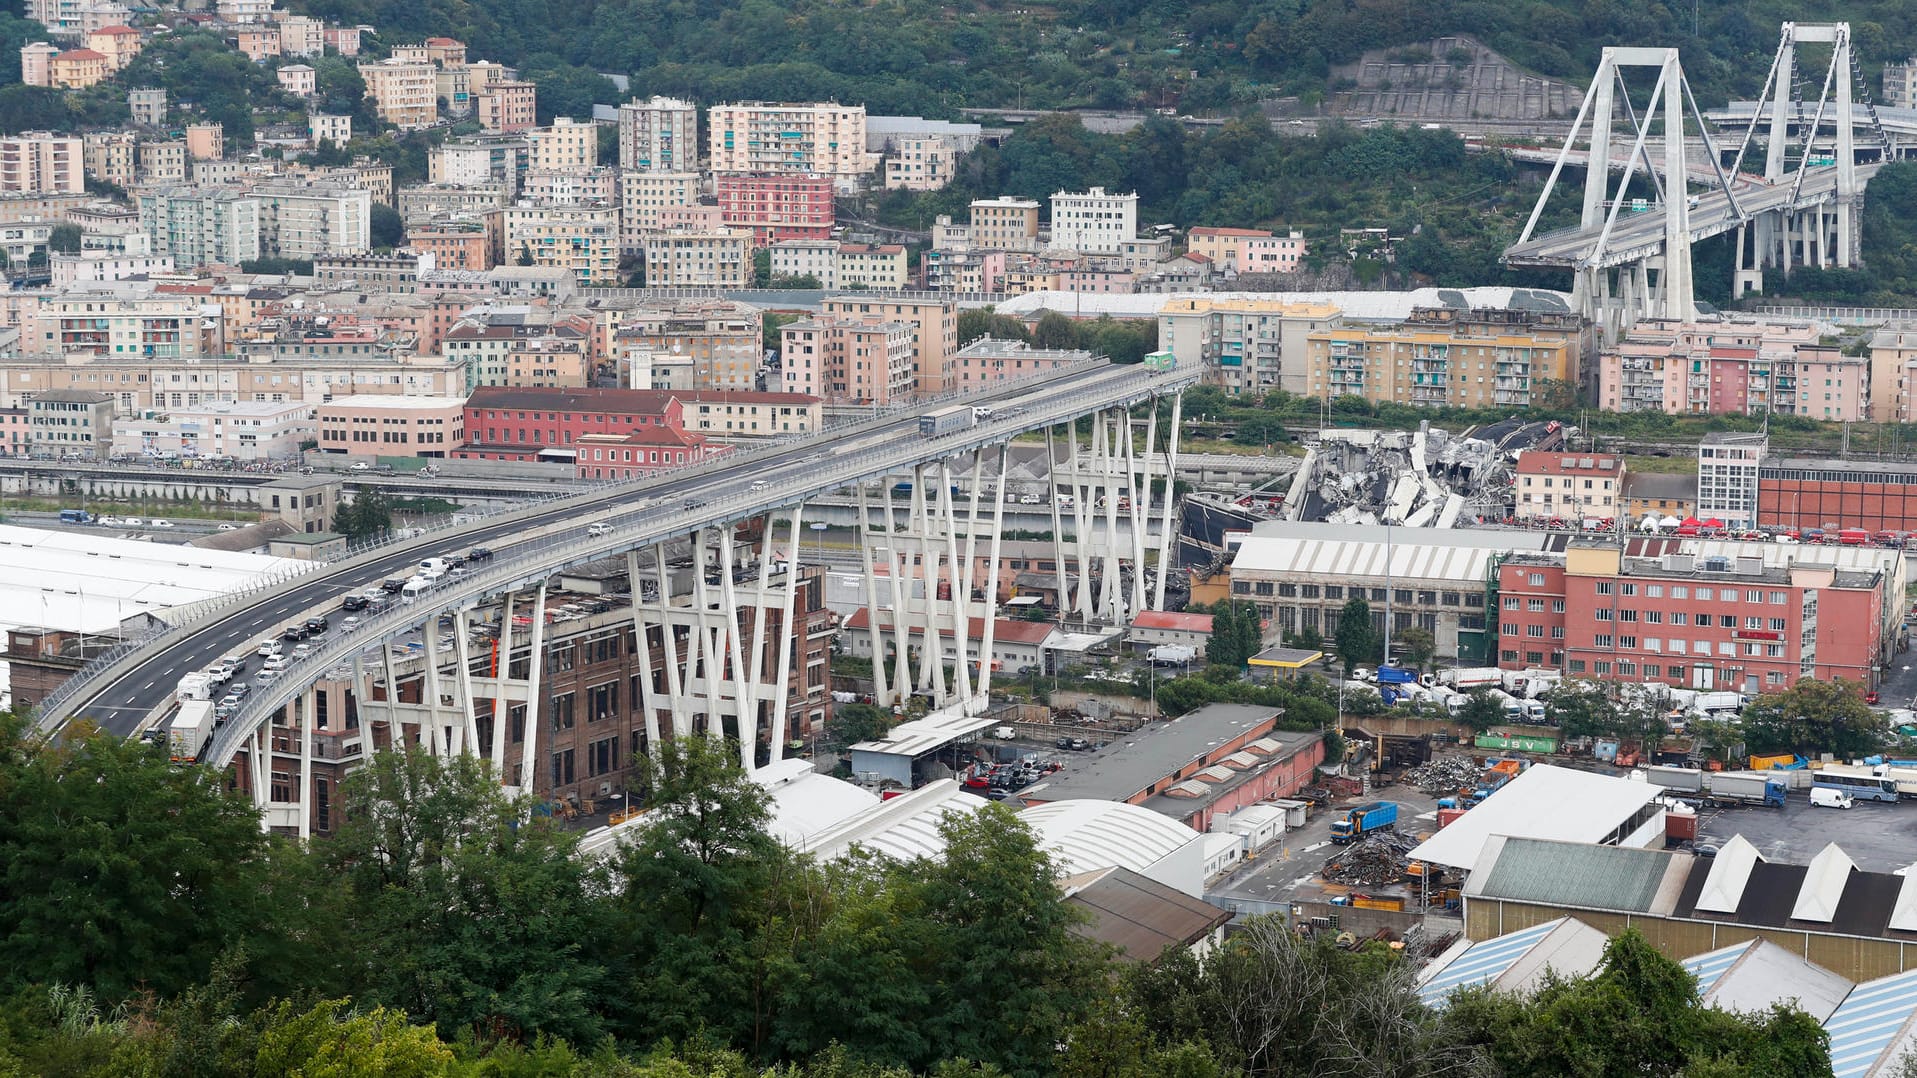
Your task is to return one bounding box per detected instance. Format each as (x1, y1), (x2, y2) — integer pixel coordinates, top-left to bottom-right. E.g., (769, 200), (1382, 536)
(1544, 679), (1620, 739)
(1741, 678), (1886, 759)
(324, 751), (614, 1043)
(1393, 626), (1436, 672)
(1033, 310), (1077, 350)
(1204, 599), (1262, 670)
(253, 999), (456, 1077)
(1334, 597), (1376, 676)
(835, 701), (891, 744)
(0, 711), (271, 1001)
(369, 204), (404, 250)
(334, 490), (392, 540)
(47, 223), (80, 254)
(1455, 690), (1506, 734)
(753, 249), (771, 287)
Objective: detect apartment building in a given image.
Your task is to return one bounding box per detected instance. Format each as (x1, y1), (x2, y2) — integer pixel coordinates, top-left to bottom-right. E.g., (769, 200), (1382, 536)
(1305, 310), (1578, 410)
(51, 250), (172, 286)
(0, 133), (84, 195)
(126, 86), (164, 125)
(277, 14), (325, 57)
(1886, 59), (1917, 110)
(19, 42), (58, 86)
(767, 239), (837, 288)
(235, 25), (279, 60)
(708, 102), (873, 178)
(1513, 451), (1625, 523)
(48, 48), (108, 88)
(0, 350), (466, 414)
(254, 181), (372, 259)
(78, 132), (132, 190)
(1048, 187), (1137, 256)
(357, 60), (438, 129)
(137, 139), (186, 185)
(1696, 432), (1767, 531)
(968, 196), (1040, 251)
(397, 183), (511, 225)
(502, 203), (619, 286)
(946, 338), (1089, 393)
(442, 312), (594, 389)
(617, 170), (699, 253)
(110, 399), (315, 460)
(309, 113), (351, 146)
(83, 23), (137, 69)
(529, 118), (597, 172)
(611, 300), (762, 392)
(278, 64), (317, 97)
(137, 186), (261, 267)
(1157, 296), (1341, 396)
(27, 390), (113, 459)
(430, 136), (529, 191)
(31, 292), (219, 361)
(405, 219), (492, 271)
(1497, 542), (1884, 693)
(642, 227), (750, 288)
(474, 81), (538, 134)
(1598, 320), (1862, 419)
(778, 317), (915, 403)
(820, 294), (958, 394)
(715, 173), (834, 246)
(838, 243), (907, 289)
(27, 0), (127, 37)
(883, 136), (956, 191)
(519, 167), (617, 206)
(315, 395), (465, 457)
(618, 96), (696, 173)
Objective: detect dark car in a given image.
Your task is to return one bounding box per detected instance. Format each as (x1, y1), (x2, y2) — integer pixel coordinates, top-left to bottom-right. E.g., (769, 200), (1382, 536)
(379, 578), (407, 593)
(684, 498), (707, 510)
(342, 595), (369, 612)
(281, 625), (309, 641)
(468, 547), (493, 562)
(1055, 736), (1073, 750)
(305, 616), (329, 633)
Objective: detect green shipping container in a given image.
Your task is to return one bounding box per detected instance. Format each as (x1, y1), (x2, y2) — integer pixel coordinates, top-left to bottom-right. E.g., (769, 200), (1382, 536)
(1474, 733), (1558, 754)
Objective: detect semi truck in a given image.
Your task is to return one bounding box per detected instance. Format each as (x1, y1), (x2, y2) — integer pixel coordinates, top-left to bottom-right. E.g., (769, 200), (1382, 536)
(919, 405), (975, 437)
(168, 700), (215, 763)
(1147, 644), (1197, 666)
(1434, 666), (1503, 690)
(1702, 771), (1788, 807)
(176, 672), (216, 702)
(1329, 801), (1398, 844)
(1644, 765), (1705, 795)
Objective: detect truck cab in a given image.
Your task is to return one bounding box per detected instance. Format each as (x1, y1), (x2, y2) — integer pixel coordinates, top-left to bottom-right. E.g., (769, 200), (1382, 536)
(1329, 801), (1398, 844)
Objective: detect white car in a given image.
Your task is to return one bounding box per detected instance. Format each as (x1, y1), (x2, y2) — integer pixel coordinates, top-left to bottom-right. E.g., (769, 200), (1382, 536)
(587, 522), (612, 537)
(255, 670), (279, 685)
(291, 643), (313, 660)
(257, 639), (281, 657)
(96, 515), (118, 526)
(151, 519), (173, 528)
(341, 616), (362, 632)
(350, 461), (371, 472)
(262, 655), (289, 672)
(217, 523), (237, 531)
(123, 517), (144, 527)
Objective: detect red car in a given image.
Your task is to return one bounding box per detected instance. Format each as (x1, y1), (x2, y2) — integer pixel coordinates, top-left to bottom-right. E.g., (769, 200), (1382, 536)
(1867, 691), (1882, 705)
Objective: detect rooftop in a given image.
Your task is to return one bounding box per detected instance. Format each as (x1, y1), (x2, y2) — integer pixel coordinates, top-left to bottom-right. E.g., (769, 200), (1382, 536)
(1516, 450), (1623, 477)
(1062, 865), (1230, 963)
(1410, 765), (1662, 872)
(1016, 704), (1305, 808)
(1130, 610), (1213, 634)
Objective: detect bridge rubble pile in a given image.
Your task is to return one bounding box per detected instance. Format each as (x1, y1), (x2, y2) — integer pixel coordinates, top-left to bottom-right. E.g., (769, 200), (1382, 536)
(1403, 754), (1481, 794)
(1294, 427), (1501, 529)
(1322, 831), (1419, 887)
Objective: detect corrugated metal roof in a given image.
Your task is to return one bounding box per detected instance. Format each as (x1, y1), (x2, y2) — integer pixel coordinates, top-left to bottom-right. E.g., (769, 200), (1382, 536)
(1685, 939), (1853, 1022)
(1473, 836), (1675, 912)
(1231, 533), (1504, 586)
(1682, 940), (1754, 997)
(1019, 800), (1202, 880)
(1064, 866), (1230, 963)
(1417, 918), (1567, 1006)
(849, 710), (997, 757)
(1826, 969), (1917, 1078)
(796, 779), (982, 862)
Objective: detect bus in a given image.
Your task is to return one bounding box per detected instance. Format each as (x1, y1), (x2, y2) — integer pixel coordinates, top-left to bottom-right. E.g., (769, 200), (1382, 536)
(1812, 764), (1900, 803)
(58, 509), (94, 524)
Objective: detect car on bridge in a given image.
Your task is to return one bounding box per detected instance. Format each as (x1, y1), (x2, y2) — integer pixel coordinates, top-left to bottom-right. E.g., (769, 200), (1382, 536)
(468, 547), (493, 562)
(342, 595), (369, 612)
(587, 522), (612, 537)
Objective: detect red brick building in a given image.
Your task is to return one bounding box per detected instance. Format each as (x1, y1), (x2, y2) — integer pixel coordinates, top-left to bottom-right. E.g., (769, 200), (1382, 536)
(1757, 457), (1917, 533)
(716, 173), (835, 247)
(454, 385), (721, 477)
(1497, 543), (1885, 694)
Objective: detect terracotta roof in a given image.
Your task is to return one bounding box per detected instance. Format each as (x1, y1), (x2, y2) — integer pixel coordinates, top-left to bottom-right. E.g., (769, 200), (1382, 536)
(677, 390), (821, 406)
(1131, 610), (1213, 634)
(90, 25), (139, 35)
(55, 48), (107, 60)
(1179, 251), (1212, 263)
(467, 385), (680, 414)
(1516, 450), (1625, 477)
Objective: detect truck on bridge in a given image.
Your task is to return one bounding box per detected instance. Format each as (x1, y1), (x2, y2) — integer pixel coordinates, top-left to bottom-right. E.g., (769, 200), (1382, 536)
(919, 405), (976, 437)
(167, 700), (214, 763)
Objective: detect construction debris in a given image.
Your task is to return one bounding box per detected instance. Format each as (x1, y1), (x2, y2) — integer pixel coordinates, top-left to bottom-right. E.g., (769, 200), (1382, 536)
(1321, 831), (1419, 887)
(1403, 754), (1482, 795)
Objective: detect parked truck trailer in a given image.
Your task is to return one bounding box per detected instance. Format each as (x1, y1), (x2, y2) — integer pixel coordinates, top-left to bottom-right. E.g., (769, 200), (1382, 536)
(167, 700), (215, 764)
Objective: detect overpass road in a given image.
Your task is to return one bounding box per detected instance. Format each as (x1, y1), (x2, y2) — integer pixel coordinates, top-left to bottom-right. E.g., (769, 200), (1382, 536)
(52, 360), (1193, 746)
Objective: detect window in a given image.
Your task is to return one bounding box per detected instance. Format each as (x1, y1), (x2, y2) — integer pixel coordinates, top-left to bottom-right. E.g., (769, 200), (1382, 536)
(1596, 581), (1614, 595)
(550, 692), (575, 730)
(550, 748), (575, 787)
(1501, 622), (1518, 635)
(1621, 583), (1637, 596)
(1526, 624), (1544, 637)
(1526, 598), (1544, 611)
(1644, 610), (1663, 624)
(1719, 615), (1737, 629)
(1647, 585), (1664, 598)
(1552, 599), (1565, 613)
(1528, 574), (1545, 586)
(1696, 588), (1713, 600)
(1671, 612), (1688, 626)
(1504, 597), (1519, 610)
(1594, 608), (1613, 621)
(1618, 636), (1636, 649)
(1594, 634), (1614, 648)
(1500, 649), (1518, 663)
(1768, 618), (1785, 631)
(1594, 661), (1613, 674)
(1569, 659), (1587, 673)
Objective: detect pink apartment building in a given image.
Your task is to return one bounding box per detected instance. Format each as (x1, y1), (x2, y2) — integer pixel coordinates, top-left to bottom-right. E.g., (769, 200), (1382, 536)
(1597, 320), (1865, 420)
(314, 396), (466, 457)
(715, 173), (835, 246)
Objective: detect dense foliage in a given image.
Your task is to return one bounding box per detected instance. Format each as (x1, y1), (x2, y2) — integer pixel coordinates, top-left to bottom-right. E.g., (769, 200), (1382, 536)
(284, 0), (1917, 120)
(0, 712), (1839, 1075)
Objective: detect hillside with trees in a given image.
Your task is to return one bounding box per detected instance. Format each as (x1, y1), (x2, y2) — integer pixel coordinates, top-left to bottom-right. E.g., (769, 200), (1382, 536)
(0, 710), (1837, 1076)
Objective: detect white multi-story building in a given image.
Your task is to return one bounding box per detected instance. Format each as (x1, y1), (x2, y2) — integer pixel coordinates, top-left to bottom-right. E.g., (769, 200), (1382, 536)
(253, 181), (372, 259)
(519, 167), (617, 207)
(503, 203), (620, 286)
(27, 0), (126, 37)
(969, 196), (1039, 251)
(214, 0), (271, 22)
(1696, 432), (1767, 531)
(51, 251), (172, 287)
(767, 238), (837, 288)
(1048, 186), (1138, 256)
(528, 118), (596, 172)
(137, 186), (261, 267)
(310, 114), (352, 146)
(110, 399), (315, 460)
(0, 133), (84, 195)
(617, 170), (699, 254)
(278, 14), (326, 57)
(35, 293), (222, 361)
(707, 102), (873, 178)
(618, 96), (696, 173)
(884, 136), (956, 191)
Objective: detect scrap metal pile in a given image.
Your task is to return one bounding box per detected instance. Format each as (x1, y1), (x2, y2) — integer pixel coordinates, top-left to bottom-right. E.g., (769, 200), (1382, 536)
(1403, 754), (1481, 795)
(1321, 831), (1419, 887)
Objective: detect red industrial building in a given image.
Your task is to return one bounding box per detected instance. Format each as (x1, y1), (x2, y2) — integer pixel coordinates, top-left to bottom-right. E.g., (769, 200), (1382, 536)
(1497, 543), (1885, 694)
(453, 386), (721, 477)
(1758, 457), (1917, 534)
(715, 173), (835, 246)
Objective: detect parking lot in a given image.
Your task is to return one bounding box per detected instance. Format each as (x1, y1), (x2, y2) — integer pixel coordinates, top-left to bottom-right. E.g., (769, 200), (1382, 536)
(1696, 790), (1917, 872)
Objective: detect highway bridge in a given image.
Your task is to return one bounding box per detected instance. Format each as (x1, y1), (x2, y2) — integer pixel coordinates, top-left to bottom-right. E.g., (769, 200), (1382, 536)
(44, 359), (1199, 834)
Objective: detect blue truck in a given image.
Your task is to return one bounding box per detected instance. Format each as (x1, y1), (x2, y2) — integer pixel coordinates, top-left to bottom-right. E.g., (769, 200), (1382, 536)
(1329, 801), (1399, 844)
